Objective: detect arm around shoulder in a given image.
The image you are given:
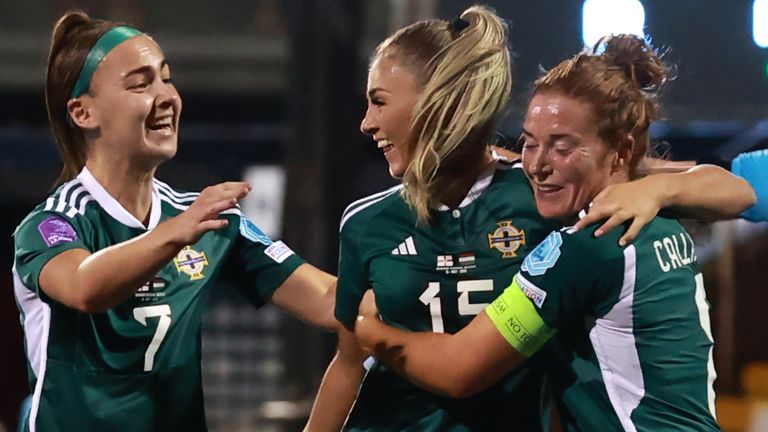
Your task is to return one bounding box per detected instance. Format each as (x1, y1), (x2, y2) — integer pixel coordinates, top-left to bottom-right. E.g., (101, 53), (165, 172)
(354, 310), (525, 398)
(660, 164), (755, 220)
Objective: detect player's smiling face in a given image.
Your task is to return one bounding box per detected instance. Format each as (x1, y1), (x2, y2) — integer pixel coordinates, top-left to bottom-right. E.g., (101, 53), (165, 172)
(360, 54), (420, 178)
(82, 35), (182, 168)
(521, 91), (617, 222)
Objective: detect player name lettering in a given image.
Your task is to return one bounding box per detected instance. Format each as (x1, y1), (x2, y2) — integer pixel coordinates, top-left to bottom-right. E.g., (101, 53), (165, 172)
(653, 233), (697, 273)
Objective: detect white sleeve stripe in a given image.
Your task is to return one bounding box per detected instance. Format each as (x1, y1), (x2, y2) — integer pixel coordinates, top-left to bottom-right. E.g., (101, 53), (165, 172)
(47, 197), (80, 217)
(54, 198), (67, 213)
(77, 196), (93, 215)
(340, 186), (401, 231)
(340, 185), (402, 222)
(159, 195), (190, 211)
(153, 179), (200, 200)
(57, 181), (78, 204)
(340, 193), (393, 232)
(156, 188), (198, 205)
(67, 186), (88, 209)
(156, 188), (197, 205)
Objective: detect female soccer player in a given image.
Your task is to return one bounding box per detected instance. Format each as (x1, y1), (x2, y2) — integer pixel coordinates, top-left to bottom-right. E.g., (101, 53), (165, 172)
(309, 7), (558, 431)
(305, 7), (753, 431)
(353, 34), (742, 431)
(13, 11), (336, 431)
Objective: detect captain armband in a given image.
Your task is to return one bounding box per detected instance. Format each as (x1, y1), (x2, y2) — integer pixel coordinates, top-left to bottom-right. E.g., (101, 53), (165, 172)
(485, 277), (555, 358)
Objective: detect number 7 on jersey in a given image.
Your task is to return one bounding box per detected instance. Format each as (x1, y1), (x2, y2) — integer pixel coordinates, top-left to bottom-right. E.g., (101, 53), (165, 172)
(133, 304), (172, 372)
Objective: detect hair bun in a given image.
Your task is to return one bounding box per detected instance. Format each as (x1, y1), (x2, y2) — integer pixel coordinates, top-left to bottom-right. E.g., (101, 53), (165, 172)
(593, 34), (667, 92)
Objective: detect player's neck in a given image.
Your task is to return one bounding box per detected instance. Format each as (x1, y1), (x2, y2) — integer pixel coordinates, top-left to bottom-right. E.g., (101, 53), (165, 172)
(438, 150), (496, 209)
(85, 160), (156, 224)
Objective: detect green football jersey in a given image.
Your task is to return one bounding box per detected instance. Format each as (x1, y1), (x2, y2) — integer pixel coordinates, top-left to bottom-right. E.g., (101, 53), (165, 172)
(13, 168), (304, 432)
(336, 165), (558, 431)
(487, 215), (718, 432)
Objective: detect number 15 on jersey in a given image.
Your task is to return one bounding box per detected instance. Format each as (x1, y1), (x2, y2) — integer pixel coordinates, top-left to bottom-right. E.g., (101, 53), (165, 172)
(419, 279), (494, 333)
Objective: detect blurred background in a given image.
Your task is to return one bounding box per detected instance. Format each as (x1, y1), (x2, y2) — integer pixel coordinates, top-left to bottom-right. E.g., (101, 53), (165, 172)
(1, 0), (767, 431)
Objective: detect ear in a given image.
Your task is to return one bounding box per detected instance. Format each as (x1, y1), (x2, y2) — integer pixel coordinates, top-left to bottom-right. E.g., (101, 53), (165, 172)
(67, 97), (98, 130)
(612, 134), (635, 172)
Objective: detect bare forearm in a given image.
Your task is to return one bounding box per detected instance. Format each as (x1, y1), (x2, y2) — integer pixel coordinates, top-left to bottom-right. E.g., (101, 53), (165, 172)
(40, 181), (250, 312)
(72, 221), (185, 311)
(305, 353), (363, 432)
(306, 327), (368, 431)
(271, 265), (338, 332)
(358, 318), (475, 398)
(660, 165), (756, 220)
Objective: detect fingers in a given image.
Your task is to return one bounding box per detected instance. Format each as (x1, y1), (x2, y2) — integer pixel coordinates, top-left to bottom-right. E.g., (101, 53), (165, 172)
(205, 198), (238, 218)
(573, 210), (603, 232)
(195, 182), (251, 217)
(358, 289), (379, 318)
(221, 181), (253, 200)
(574, 201), (614, 232)
(593, 212), (628, 239)
(618, 215), (651, 247)
(201, 182), (251, 202)
(198, 218), (229, 232)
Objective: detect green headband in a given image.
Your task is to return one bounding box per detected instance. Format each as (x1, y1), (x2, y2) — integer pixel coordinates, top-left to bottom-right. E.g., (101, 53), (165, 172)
(70, 26), (143, 98)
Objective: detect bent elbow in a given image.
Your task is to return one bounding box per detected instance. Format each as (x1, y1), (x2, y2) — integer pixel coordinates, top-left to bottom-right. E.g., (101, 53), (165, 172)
(69, 279), (115, 313)
(72, 294), (111, 314)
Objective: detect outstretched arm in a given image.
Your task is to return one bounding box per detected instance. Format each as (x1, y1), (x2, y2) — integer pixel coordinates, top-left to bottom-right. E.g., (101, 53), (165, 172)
(305, 326), (367, 431)
(575, 164), (756, 245)
(271, 266), (338, 332)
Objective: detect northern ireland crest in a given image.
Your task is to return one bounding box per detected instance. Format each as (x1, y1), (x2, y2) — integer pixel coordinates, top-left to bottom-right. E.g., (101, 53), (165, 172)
(174, 246), (209, 280)
(488, 221), (525, 258)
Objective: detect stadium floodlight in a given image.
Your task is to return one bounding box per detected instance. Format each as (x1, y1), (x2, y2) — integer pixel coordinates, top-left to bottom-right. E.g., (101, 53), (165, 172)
(582, 0), (646, 48)
(755, 0), (768, 48)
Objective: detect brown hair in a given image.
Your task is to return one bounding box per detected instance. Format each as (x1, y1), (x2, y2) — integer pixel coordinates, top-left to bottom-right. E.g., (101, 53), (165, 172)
(373, 5), (512, 222)
(534, 34), (669, 179)
(45, 11), (127, 186)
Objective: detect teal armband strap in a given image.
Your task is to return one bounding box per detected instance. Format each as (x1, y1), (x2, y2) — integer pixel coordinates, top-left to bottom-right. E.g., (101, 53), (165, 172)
(70, 26), (143, 98)
(485, 277), (555, 357)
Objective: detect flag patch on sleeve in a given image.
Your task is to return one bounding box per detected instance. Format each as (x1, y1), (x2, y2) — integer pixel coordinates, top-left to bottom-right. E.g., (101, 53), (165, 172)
(37, 215), (77, 247)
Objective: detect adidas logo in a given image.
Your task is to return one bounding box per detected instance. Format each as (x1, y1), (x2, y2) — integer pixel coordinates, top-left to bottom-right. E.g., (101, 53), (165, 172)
(392, 236), (418, 256)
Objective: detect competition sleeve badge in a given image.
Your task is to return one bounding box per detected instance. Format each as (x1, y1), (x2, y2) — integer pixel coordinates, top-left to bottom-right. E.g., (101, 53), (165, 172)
(488, 220), (525, 258)
(37, 215), (77, 247)
(174, 246), (209, 280)
(521, 231), (562, 276)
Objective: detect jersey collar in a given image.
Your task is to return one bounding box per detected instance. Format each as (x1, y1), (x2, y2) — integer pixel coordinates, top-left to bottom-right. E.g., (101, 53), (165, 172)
(77, 167), (162, 230)
(434, 163), (497, 211)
